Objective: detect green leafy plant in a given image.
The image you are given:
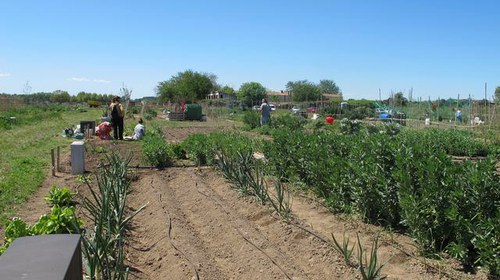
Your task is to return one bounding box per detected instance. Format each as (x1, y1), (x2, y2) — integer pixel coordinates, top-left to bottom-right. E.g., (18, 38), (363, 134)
(171, 143), (187, 159)
(92, 146), (106, 154)
(141, 133), (175, 168)
(0, 198), (83, 255)
(262, 124), (498, 275)
(30, 205), (82, 235)
(340, 118), (362, 134)
(243, 111), (260, 129)
(44, 186), (76, 207)
(182, 134), (212, 165)
(0, 217), (31, 254)
(270, 113), (307, 131)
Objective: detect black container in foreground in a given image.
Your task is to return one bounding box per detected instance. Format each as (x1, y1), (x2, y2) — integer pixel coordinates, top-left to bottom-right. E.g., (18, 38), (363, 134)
(0, 234), (82, 280)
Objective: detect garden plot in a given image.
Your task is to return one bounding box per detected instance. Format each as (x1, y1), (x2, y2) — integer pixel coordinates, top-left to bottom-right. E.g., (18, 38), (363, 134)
(1, 118), (494, 280)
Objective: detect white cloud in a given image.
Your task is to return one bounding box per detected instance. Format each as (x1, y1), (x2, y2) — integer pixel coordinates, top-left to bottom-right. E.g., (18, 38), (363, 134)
(67, 77), (91, 82)
(67, 77), (112, 83)
(93, 79), (111, 83)
(0, 73), (12, 77)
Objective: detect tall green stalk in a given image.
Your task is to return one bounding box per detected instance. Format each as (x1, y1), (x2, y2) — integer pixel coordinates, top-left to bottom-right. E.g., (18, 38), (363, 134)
(80, 152), (147, 280)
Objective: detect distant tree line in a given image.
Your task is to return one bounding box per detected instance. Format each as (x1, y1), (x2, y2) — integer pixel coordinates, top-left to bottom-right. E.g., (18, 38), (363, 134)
(156, 69), (342, 106)
(13, 91), (115, 106)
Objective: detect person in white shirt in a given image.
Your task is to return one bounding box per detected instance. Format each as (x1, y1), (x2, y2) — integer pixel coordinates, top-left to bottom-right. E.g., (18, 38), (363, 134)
(132, 118), (145, 140)
(259, 98), (271, 125)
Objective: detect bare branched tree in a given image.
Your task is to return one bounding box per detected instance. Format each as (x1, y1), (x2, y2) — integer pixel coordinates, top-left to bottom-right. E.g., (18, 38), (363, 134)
(120, 83), (133, 116)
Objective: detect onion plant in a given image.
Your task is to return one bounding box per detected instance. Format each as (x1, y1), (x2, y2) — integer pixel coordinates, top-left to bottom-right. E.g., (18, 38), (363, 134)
(357, 233), (387, 280)
(80, 152), (147, 280)
(331, 232), (355, 266)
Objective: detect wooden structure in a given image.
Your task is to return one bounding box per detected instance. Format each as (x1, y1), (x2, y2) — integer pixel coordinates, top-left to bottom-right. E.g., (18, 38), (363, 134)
(168, 112), (185, 121)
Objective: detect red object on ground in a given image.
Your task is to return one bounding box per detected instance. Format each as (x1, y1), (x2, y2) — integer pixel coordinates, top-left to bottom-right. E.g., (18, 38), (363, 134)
(96, 121), (112, 140)
(325, 116), (334, 124)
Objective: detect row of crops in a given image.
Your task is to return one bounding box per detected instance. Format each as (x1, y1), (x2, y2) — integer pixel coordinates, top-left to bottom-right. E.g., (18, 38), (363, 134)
(264, 127), (498, 274)
(139, 115), (499, 277)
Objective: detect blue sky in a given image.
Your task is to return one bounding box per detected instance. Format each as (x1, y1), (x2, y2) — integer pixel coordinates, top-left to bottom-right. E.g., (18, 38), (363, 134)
(0, 0), (499, 100)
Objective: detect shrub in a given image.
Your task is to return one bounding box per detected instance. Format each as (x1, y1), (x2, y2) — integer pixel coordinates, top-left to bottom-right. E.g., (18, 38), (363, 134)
(383, 122), (402, 136)
(87, 100), (102, 107)
(130, 106), (140, 114)
(182, 134), (212, 165)
(171, 143), (187, 159)
(144, 108), (158, 120)
(146, 108), (158, 117)
(141, 134), (175, 168)
(339, 118), (362, 134)
(243, 111), (260, 129)
(343, 106), (373, 120)
(270, 113), (307, 131)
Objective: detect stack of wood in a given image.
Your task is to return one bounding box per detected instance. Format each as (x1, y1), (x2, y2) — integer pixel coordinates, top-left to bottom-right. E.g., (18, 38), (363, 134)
(168, 112), (185, 121)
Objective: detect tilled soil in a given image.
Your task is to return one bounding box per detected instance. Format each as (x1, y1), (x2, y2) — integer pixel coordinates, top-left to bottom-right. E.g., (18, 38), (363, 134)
(124, 168), (356, 279)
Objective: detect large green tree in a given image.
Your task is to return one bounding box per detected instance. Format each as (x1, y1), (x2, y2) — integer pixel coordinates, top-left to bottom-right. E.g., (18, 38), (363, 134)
(495, 86), (500, 101)
(220, 85), (236, 96)
(393, 92), (408, 106)
(238, 82), (267, 107)
(286, 80), (321, 102)
(50, 90), (71, 103)
(318, 79), (341, 95)
(156, 70), (217, 103)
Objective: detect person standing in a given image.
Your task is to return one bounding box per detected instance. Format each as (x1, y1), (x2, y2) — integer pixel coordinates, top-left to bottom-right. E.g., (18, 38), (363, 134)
(455, 108), (462, 124)
(259, 98), (271, 126)
(110, 96), (124, 140)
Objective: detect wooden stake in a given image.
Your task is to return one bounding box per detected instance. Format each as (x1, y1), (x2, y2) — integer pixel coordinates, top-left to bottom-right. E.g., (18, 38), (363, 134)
(57, 146), (60, 172)
(51, 149), (55, 176)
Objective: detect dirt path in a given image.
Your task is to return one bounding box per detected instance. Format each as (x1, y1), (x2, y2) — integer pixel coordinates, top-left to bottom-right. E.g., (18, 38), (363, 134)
(125, 168), (356, 279)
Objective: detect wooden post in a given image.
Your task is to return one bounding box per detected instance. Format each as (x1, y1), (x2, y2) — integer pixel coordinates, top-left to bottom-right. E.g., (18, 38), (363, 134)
(51, 149), (55, 176)
(57, 146), (61, 172)
(437, 96), (440, 123)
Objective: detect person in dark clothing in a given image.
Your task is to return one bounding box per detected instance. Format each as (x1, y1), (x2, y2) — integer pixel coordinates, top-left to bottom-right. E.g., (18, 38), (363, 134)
(109, 96), (124, 140)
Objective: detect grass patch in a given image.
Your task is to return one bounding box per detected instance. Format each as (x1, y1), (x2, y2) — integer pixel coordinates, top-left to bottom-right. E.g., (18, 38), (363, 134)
(0, 106), (102, 224)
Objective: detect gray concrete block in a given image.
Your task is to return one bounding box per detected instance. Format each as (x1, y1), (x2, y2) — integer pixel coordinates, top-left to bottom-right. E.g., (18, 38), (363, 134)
(0, 234), (82, 280)
(71, 141), (85, 175)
